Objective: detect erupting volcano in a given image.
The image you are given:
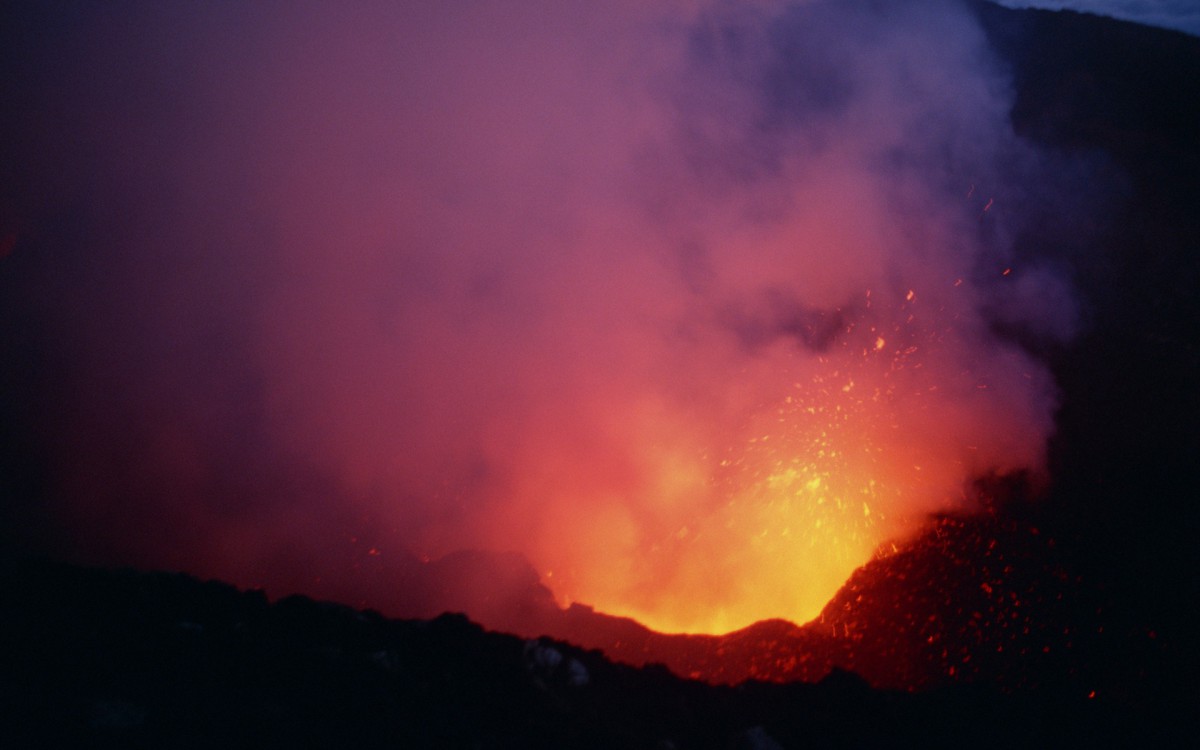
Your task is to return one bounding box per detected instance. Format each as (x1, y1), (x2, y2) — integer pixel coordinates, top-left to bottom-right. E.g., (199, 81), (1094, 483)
(3, 1), (1198, 726)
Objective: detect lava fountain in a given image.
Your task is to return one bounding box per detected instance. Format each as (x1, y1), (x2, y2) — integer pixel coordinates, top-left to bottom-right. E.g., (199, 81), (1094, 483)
(497, 278), (1055, 635)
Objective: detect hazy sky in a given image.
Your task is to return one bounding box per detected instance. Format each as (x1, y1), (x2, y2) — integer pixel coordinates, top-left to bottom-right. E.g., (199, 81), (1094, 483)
(995, 0), (1200, 36)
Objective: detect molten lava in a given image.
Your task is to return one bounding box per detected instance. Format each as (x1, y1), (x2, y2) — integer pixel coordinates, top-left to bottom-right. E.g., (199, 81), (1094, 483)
(518, 286), (1044, 635)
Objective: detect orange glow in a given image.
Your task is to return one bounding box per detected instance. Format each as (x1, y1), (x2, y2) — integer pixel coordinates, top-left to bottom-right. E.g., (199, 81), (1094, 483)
(504, 288), (1010, 635)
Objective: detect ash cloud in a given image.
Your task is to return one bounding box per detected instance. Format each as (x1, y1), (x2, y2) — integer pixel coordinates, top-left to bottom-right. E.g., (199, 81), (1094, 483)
(0, 1), (1094, 631)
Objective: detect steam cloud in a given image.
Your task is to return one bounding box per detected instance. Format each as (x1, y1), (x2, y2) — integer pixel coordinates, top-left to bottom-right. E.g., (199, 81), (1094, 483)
(1, 0), (1087, 632)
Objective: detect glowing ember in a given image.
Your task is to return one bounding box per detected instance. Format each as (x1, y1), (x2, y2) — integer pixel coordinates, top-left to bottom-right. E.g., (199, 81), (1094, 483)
(519, 287), (1046, 635)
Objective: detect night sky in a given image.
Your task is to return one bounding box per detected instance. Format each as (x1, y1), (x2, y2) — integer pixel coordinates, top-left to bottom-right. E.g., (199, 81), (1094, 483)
(0, 0), (1194, 643)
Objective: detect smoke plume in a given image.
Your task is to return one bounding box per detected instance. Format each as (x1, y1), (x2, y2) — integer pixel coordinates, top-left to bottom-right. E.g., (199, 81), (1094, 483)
(0, 0), (1087, 632)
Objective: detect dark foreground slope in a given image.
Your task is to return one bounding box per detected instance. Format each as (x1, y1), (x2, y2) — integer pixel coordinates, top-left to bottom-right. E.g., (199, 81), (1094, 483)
(0, 559), (1174, 749)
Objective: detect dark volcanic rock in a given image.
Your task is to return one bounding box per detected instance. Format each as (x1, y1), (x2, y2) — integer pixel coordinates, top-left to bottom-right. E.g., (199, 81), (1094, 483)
(0, 558), (1180, 748)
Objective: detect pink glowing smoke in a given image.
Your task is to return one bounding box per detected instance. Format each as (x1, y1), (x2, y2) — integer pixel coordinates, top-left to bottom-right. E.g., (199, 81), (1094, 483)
(0, 0), (1088, 632)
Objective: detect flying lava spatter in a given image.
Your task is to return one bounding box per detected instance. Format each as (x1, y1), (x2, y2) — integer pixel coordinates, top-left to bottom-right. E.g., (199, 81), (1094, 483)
(502, 277), (1053, 635)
